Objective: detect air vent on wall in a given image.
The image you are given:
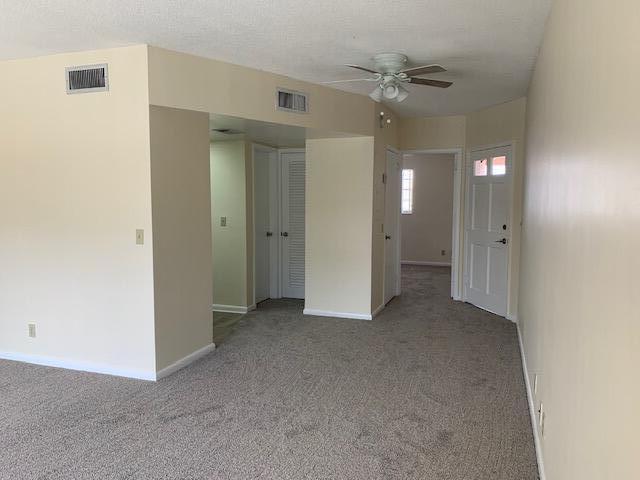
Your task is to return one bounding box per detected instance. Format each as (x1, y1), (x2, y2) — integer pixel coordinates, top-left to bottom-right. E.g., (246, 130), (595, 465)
(276, 88), (308, 113)
(66, 64), (109, 94)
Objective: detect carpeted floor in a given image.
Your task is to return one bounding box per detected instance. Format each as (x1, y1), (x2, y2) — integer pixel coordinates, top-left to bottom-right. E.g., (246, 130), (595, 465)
(0, 266), (538, 479)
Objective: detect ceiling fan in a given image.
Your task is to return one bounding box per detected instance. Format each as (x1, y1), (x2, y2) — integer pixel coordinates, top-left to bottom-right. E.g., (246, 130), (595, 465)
(324, 53), (453, 103)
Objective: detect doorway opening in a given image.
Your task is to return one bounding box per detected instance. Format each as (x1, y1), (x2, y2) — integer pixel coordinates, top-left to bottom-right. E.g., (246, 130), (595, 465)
(386, 148), (463, 305)
(208, 113), (308, 344)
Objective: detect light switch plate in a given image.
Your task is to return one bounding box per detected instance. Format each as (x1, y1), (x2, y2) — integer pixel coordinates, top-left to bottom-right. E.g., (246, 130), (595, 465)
(220, 216), (227, 227)
(28, 323), (36, 338)
(136, 229), (144, 245)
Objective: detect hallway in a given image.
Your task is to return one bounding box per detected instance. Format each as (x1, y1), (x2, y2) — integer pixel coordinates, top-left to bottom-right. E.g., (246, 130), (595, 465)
(0, 266), (537, 479)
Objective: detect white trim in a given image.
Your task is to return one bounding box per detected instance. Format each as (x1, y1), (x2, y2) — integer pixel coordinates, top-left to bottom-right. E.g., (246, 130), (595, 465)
(211, 304), (256, 314)
(506, 312), (518, 323)
(400, 148), (464, 301)
(517, 324), (546, 480)
(371, 303), (385, 318)
(303, 308), (372, 321)
(388, 147), (402, 297)
(403, 148), (464, 155)
(401, 260), (452, 267)
(156, 343), (216, 380)
(0, 351), (156, 381)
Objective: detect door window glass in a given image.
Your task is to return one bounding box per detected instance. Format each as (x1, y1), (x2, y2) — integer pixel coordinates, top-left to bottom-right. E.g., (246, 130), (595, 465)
(474, 159), (488, 176)
(491, 156), (506, 175)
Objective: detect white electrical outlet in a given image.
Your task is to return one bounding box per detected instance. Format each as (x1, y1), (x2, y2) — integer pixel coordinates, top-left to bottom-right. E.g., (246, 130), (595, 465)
(28, 323), (36, 338)
(136, 229), (144, 245)
(538, 402), (545, 437)
(533, 374), (538, 395)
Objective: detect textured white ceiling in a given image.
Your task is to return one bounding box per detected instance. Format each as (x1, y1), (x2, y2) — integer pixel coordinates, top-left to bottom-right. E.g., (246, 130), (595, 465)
(0, 0), (551, 117)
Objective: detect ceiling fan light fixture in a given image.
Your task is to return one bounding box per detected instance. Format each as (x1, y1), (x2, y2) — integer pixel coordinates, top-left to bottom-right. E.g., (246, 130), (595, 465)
(383, 83), (399, 99)
(369, 85), (383, 102)
(396, 85), (409, 102)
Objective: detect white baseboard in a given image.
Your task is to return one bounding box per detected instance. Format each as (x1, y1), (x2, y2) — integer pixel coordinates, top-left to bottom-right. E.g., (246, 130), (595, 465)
(211, 303), (255, 314)
(156, 342), (216, 380)
(0, 351), (156, 381)
(303, 308), (372, 321)
(401, 260), (452, 267)
(506, 312), (518, 323)
(371, 303), (385, 318)
(517, 324), (546, 480)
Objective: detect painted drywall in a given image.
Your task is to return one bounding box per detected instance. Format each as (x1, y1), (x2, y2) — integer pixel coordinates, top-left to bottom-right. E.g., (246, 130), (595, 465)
(150, 106), (213, 371)
(306, 137), (375, 316)
(401, 154), (454, 264)
(519, 0), (640, 478)
(466, 98), (526, 317)
(147, 46), (375, 137)
(0, 45), (156, 378)
(399, 115), (466, 150)
(210, 141), (253, 308)
(371, 107), (399, 311)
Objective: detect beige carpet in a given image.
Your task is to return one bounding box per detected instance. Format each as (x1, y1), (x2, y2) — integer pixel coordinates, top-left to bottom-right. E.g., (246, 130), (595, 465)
(0, 266), (538, 479)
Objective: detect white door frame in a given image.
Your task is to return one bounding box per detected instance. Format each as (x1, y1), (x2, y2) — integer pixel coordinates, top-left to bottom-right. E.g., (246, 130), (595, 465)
(278, 148), (306, 299)
(462, 141), (515, 316)
(385, 146), (402, 300)
(252, 143), (280, 304)
(401, 148), (464, 300)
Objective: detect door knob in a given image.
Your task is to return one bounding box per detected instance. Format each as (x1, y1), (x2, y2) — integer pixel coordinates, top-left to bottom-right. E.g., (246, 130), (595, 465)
(495, 238), (507, 244)
(281, 232), (289, 237)
(266, 232), (273, 237)
(385, 235), (391, 240)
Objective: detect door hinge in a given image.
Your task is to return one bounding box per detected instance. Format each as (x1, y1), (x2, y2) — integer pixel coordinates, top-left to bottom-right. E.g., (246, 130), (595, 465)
(382, 173), (387, 184)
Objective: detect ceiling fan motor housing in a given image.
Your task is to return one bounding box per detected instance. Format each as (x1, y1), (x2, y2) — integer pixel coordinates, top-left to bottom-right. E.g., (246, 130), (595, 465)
(372, 53), (408, 73)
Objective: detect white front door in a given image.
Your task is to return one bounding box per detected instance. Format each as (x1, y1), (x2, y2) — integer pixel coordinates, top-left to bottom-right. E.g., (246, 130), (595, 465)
(464, 146), (511, 316)
(253, 146), (276, 303)
(280, 150), (305, 299)
(384, 149), (401, 305)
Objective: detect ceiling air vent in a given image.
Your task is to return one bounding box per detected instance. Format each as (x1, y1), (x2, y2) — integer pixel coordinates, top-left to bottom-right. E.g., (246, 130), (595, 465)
(276, 88), (308, 113)
(66, 64), (109, 94)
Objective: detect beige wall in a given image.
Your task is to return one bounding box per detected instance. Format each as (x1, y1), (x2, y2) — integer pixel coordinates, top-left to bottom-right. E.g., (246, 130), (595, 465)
(0, 46), (156, 378)
(150, 106), (213, 371)
(399, 115), (466, 150)
(210, 141), (253, 308)
(519, 0), (640, 478)
(306, 137), (375, 316)
(466, 98), (527, 317)
(401, 154), (454, 264)
(148, 46), (375, 137)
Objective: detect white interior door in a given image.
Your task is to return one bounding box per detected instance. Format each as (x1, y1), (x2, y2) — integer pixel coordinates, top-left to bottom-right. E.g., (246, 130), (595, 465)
(384, 149), (401, 305)
(280, 150), (305, 299)
(464, 146), (511, 316)
(253, 146), (276, 304)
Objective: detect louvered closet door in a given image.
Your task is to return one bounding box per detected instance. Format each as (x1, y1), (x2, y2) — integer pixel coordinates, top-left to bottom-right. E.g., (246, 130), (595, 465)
(280, 151), (305, 299)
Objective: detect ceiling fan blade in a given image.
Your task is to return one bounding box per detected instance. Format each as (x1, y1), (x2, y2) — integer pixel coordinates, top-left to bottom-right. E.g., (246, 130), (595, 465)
(322, 78), (377, 84)
(345, 64), (381, 74)
(409, 77), (453, 88)
(401, 64), (447, 77)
